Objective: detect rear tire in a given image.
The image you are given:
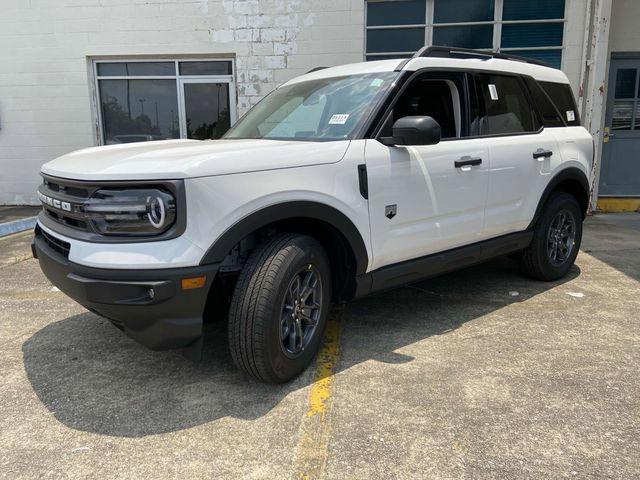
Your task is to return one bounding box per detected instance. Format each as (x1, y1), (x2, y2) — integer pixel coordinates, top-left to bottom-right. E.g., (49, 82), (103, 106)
(228, 233), (332, 383)
(520, 192), (583, 281)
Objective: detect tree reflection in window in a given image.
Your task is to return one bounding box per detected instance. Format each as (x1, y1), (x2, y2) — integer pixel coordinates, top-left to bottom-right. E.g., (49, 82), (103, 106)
(99, 79), (180, 144)
(184, 83), (231, 140)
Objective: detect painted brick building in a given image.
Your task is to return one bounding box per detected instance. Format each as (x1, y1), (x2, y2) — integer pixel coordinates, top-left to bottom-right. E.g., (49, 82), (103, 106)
(0, 0), (638, 209)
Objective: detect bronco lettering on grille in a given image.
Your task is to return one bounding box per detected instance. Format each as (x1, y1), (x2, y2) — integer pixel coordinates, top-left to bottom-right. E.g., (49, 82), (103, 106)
(38, 191), (72, 212)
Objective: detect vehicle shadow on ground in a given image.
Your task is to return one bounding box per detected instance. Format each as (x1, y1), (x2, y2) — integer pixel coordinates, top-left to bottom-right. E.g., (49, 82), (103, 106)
(22, 257), (579, 438)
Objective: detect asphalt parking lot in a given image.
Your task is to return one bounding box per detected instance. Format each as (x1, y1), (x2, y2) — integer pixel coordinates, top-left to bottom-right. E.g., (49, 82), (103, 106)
(1, 214), (638, 479)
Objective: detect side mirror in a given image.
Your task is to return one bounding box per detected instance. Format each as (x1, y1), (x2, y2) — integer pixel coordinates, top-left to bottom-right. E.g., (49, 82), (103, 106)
(380, 116), (441, 147)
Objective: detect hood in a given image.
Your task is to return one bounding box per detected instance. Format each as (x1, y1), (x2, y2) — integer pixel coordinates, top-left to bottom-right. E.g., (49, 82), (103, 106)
(40, 139), (351, 181)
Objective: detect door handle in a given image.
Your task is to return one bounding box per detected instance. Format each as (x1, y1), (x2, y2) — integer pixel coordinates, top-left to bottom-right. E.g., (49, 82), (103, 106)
(455, 156), (482, 168)
(533, 148), (553, 160)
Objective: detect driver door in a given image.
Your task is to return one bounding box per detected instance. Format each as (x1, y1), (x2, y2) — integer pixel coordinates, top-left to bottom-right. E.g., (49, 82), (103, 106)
(365, 72), (491, 271)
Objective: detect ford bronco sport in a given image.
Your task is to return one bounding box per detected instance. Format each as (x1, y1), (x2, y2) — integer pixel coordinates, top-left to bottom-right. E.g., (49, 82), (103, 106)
(33, 47), (593, 383)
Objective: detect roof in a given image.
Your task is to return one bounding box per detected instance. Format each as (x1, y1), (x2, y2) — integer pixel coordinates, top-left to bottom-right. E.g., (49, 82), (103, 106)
(402, 56), (569, 83)
(283, 59), (404, 86)
(283, 48), (570, 87)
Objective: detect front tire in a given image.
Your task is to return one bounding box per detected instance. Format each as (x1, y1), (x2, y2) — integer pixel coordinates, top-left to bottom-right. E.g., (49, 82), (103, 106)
(520, 192), (583, 281)
(228, 233), (332, 383)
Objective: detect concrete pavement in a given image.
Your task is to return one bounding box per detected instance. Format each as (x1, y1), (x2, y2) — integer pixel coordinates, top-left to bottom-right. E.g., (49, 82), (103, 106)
(0, 214), (638, 479)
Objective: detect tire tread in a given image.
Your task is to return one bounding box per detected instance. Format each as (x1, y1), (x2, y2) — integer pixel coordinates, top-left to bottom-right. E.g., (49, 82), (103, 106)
(520, 191), (582, 281)
(228, 233), (315, 382)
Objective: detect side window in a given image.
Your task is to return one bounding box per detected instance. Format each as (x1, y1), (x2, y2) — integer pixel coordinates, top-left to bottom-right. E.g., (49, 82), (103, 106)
(390, 73), (465, 139)
(474, 74), (536, 135)
(523, 77), (565, 128)
(540, 81), (581, 126)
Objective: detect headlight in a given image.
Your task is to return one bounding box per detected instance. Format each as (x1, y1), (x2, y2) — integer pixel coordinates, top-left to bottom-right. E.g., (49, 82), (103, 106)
(82, 188), (176, 236)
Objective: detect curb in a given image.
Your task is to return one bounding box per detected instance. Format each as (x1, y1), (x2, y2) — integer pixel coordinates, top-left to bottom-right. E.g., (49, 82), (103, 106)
(596, 197), (640, 213)
(0, 217), (37, 238)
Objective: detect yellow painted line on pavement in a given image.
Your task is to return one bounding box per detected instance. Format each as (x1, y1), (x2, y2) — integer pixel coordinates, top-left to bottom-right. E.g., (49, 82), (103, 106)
(294, 305), (344, 480)
(307, 312), (342, 418)
(0, 253), (33, 268)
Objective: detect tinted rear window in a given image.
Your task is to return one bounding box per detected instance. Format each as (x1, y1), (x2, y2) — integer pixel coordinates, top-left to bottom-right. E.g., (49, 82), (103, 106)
(523, 77), (565, 128)
(540, 81), (581, 126)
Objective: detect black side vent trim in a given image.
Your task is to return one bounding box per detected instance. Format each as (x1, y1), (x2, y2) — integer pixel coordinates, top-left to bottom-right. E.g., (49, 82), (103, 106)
(357, 164), (368, 200)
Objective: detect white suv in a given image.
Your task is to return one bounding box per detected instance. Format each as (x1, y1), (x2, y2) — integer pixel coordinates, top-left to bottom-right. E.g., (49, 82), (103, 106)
(33, 47), (593, 383)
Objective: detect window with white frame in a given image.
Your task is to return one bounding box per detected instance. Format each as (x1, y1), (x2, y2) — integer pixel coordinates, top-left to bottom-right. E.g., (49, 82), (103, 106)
(365, 0), (566, 69)
(93, 59), (236, 145)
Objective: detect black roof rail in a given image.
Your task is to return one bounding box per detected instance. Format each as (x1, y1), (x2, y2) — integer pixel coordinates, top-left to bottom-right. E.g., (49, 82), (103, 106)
(306, 66), (329, 74)
(493, 51), (549, 67)
(396, 45), (549, 69)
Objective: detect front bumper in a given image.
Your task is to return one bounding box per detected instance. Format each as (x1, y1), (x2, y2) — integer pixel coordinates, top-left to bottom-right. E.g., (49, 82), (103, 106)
(32, 227), (219, 351)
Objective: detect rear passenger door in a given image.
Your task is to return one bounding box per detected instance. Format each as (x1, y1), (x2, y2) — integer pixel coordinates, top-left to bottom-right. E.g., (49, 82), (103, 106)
(472, 73), (562, 237)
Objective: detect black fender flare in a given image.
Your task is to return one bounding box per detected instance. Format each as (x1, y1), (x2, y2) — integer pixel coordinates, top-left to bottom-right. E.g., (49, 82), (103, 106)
(199, 201), (369, 275)
(527, 167), (590, 229)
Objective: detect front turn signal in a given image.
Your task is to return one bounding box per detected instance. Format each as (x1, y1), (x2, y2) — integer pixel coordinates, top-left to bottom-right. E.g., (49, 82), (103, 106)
(181, 276), (206, 290)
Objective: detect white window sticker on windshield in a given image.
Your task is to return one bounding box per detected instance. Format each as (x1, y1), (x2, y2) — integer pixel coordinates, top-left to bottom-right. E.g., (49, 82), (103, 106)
(370, 78), (384, 87)
(329, 114), (349, 125)
(488, 84), (499, 100)
(566, 110), (575, 122)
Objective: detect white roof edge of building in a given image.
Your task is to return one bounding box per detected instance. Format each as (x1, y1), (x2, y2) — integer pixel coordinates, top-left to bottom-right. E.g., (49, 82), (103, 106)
(282, 56), (569, 87)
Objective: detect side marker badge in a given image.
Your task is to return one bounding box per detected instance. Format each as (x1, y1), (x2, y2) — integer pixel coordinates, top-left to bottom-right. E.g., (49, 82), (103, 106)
(385, 204), (397, 219)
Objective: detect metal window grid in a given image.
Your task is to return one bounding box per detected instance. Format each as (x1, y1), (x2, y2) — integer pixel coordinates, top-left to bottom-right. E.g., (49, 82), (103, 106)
(364, 0), (567, 68)
(91, 58), (237, 145)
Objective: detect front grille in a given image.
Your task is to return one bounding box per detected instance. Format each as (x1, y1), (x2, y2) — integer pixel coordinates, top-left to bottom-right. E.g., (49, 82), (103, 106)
(41, 229), (71, 258)
(38, 174), (185, 242)
(39, 175), (95, 233)
(44, 207), (88, 230)
(45, 180), (89, 198)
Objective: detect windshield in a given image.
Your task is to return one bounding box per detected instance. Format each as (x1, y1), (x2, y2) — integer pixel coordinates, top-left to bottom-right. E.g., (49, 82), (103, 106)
(224, 72), (399, 141)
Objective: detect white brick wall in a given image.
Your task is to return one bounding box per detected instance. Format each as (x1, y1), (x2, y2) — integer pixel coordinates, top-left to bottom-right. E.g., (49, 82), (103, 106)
(0, 0), (365, 204)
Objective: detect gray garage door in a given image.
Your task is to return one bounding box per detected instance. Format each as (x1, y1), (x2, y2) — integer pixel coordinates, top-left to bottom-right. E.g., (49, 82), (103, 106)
(600, 55), (640, 196)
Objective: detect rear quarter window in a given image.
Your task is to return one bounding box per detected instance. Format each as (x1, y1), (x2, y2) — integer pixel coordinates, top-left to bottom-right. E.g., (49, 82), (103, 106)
(540, 81), (581, 126)
(523, 77), (565, 128)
